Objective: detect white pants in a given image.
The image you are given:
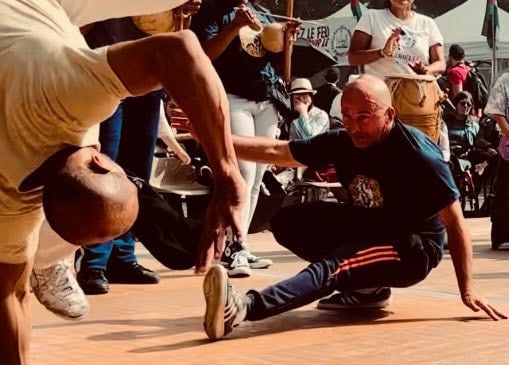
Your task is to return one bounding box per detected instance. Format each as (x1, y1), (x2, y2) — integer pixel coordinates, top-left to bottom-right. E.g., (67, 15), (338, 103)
(34, 220), (78, 269)
(228, 94), (279, 244)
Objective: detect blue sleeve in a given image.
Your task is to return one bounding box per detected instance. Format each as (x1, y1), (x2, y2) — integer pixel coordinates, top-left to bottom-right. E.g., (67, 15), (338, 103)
(288, 130), (345, 168)
(416, 147), (460, 215)
(190, 2), (219, 43)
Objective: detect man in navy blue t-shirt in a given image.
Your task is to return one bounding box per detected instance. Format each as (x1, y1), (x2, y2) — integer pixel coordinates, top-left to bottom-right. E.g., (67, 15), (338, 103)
(201, 75), (506, 340)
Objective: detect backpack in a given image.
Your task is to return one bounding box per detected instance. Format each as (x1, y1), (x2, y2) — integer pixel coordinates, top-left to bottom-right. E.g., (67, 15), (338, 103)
(464, 68), (489, 111)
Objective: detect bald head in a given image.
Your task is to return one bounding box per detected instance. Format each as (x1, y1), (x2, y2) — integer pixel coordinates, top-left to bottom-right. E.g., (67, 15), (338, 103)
(343, 74), (392, 110)
(340, 75), (395, 148)
(43, 150), (139, 245)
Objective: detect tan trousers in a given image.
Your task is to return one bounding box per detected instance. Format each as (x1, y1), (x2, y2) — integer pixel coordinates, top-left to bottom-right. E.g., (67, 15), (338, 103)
(0, 260), (33, 365)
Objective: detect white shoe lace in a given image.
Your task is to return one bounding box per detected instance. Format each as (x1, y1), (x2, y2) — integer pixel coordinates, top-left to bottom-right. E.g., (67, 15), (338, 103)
(34, 262), (76, 300)
(230, 250), (249, 268)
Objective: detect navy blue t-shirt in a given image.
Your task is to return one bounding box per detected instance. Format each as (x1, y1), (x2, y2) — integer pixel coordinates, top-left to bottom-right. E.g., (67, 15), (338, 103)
(289, 121), (460, 233)
(191, 0), (278, 101)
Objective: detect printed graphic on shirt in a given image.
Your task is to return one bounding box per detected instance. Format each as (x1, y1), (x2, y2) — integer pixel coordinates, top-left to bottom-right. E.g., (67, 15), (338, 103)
(348, 175), (384, 208)
(393, 27), (422, 66)
(239, 26), (266, 58)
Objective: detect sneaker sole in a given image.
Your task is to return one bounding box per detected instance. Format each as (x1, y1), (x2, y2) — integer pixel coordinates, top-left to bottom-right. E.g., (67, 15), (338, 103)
(249, 262), (272, 269)
(203, 265), (228, 340)
(317, 297), (392, 310)
(227, 267), (251, 278)
(53, 308), (90, 321)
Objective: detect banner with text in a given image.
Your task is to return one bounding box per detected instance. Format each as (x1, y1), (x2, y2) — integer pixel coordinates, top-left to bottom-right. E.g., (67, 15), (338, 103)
(297, 16), (357, 66)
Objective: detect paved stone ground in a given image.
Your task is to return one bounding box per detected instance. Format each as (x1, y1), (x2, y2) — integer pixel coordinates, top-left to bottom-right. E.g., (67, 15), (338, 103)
(32, 218), (509, 365)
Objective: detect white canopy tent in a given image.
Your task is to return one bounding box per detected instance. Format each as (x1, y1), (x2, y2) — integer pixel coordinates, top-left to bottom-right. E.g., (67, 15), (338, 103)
(435, 0), (509, 61)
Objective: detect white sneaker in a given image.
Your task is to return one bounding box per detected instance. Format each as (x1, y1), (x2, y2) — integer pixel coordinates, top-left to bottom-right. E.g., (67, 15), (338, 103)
(317, 288), (392, 310)
(203, 265), (247, 340)
(245, 251), (273, 269)
(220, 244), (251, 278)
(31, 261), (89, 320)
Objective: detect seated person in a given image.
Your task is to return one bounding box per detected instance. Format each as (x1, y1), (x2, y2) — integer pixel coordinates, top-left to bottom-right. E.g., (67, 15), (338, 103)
(286, 78), (330, 140)
(445, 91), (497, 173)
(200, 75), (506, 340)
(283, 78), (334, 183)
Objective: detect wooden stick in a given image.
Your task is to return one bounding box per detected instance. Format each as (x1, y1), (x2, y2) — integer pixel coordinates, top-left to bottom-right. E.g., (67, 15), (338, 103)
(284, 0), (294, 83)
(175, 8), (186, 31)
(234, 8), (323, 26)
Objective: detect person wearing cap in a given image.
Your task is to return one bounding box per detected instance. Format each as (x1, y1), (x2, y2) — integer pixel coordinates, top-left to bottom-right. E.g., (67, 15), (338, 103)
(288, 78), (330, 140)
(446, 44), (470, 99)
(0, 0), (246, 362)
(191, 0), (299, 277)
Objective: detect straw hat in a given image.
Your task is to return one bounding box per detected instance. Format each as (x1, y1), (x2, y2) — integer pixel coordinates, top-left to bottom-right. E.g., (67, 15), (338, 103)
(130, 0), (189, 35)
(289, 78), (316, 95)
(132, 11), (175, 34)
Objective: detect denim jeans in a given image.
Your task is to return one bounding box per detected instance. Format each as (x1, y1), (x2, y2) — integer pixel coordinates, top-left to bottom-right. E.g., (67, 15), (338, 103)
(77, 91), (162, 271)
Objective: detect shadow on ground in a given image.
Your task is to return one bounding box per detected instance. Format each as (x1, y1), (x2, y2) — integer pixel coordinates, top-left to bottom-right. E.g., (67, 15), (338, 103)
(125, 309), (486, 354)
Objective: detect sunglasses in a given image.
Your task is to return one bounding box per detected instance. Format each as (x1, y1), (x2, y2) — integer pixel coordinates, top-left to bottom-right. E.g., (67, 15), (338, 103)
(458, 101), (472, 108)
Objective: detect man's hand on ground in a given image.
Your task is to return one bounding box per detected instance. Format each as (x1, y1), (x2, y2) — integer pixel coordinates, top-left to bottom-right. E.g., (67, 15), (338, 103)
(195, 171), (246, 273)
(461, 289), (508, 321)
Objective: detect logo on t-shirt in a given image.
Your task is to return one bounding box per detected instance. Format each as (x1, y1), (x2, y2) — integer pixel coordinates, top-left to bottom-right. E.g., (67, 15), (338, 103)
(348, 175), (384, 208)
(239, 26), (266, 58)
(393, 28), (421, 66)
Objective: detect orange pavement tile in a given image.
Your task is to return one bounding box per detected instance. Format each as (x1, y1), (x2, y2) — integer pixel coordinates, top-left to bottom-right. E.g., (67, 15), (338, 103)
(31, 218), (509, 365)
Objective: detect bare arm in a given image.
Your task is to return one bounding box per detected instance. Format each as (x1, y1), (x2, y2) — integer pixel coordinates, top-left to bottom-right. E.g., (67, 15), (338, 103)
(439, 200), (506, 320)
(439, 200), (473, 295)
(425, 44), (446, 75)
(58, 0), (188, 27)
(233, 135), (304, 168)
(107, 31), (246, 272)
(492, 114), (509, 136)
(347, 30), (382, 66)
(200, 7), (257, 61)
(202, 23), (240, 60)
(450, 82), (463, 98)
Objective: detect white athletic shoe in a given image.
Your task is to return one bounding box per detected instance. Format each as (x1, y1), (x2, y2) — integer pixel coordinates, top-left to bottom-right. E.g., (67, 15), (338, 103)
(203, 265), (247, 340)
(31, 261), (89, 320)
(245, 251), (273, 269)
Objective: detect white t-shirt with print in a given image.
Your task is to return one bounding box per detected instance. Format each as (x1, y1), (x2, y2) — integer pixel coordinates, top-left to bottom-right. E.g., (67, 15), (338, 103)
(485, 73), (509, 120)
(354, 9), (444, 80)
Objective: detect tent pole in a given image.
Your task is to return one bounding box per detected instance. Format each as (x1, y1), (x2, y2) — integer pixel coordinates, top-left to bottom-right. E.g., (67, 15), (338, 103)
(492, 5), (497, 85)
(284, 0), (294, 83)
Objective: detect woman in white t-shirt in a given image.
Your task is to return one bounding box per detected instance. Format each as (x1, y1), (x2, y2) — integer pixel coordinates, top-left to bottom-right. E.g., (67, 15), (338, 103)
(348, 0), (446, 80)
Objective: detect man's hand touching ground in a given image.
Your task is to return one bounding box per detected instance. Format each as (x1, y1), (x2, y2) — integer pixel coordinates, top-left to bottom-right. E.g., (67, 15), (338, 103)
(195, 170), (246, 273)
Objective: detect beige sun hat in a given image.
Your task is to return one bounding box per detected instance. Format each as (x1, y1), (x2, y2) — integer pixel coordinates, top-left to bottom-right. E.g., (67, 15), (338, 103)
(131, 0), (190, 35)
(289, 78), (317, 95)
(132, 11), (176, 34)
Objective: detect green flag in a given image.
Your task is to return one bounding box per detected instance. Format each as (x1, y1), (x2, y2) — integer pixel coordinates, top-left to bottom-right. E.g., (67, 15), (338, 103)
(482, 0), (500, 49)
(351, 0), (363, 21)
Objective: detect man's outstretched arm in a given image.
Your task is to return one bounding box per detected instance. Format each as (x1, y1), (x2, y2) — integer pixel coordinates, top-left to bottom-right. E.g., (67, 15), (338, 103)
(107, 31), (245, 273)
(439, 200), (507, 320)
(232, 135), (304, 168)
